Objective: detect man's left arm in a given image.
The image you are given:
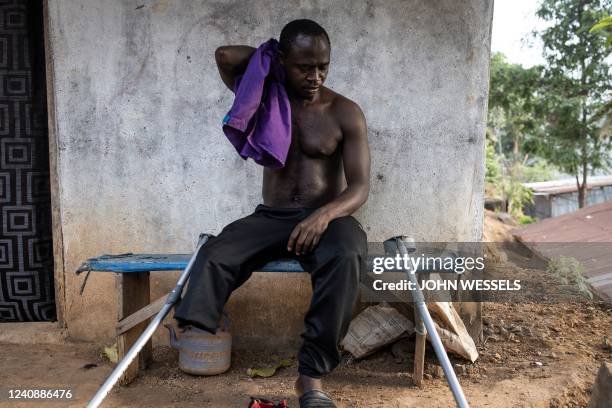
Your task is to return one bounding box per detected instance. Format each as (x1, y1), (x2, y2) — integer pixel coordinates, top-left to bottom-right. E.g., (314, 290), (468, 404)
(288, 100), (370, 255)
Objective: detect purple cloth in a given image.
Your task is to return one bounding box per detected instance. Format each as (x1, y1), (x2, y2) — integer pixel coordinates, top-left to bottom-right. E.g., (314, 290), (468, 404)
(222, 39), (291, 168)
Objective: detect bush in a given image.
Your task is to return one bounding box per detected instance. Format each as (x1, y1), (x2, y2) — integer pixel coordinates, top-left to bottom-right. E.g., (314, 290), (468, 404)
(547, 256), (593, 299)
(504, 163), (534, 218)
(485, 137), (502, 185)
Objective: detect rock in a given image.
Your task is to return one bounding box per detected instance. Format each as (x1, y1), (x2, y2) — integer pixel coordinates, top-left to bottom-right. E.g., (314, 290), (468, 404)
(506, 324), (522, 334)
(496, 212), (514, 224)
(534, 361), (543, 367)
(493, 352), (502, 361)
(424, 373), (433, 380)
(521, 327), (533, 337)
(454, 364), (467, 376)
(431, 365), (444, 378)
(588, 362), (612, 408)
(485, 197), (504, 211)
(391, 338), (413, 364)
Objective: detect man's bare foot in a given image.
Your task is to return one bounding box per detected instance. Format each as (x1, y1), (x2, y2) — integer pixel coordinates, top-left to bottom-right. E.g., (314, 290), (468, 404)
(294, 375), (323, 397)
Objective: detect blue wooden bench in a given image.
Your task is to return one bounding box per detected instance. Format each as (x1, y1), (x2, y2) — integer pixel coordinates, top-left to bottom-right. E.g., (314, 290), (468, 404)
(76, 245), (309, 384)
(75, 236), (432, 386)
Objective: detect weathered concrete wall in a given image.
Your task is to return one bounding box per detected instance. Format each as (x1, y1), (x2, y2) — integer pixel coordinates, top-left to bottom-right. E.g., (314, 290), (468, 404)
(46, 0), (492, 345)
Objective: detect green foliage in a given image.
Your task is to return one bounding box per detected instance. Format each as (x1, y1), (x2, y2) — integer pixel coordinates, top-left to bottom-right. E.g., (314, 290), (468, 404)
(534, 0), (612, 206)
(484, 139), (542, 218)
(486, 52), (551, 215)
(547, 256), (593, 299)
(503, 164), (534, 218)
(518, 214), (536, 224)
(590, 15), (612, 47)
(591, 15), (612, 137)
(486, 1), (611, 214)
(485, 131), (502, 186)
(247, 358), (292, 378)
(487, 53), (545, 160)
(101, 342), (118, 364)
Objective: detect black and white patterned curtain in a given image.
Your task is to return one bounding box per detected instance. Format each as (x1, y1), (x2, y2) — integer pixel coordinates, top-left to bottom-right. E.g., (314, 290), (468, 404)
(0, 0), (55, 322)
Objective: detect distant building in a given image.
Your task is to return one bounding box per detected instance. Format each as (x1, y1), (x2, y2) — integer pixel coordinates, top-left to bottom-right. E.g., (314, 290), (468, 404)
(524, 176), (612, 219)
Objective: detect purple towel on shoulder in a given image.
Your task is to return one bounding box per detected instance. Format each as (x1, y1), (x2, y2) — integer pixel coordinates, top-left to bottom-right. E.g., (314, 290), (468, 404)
(222, 39), (291, 168)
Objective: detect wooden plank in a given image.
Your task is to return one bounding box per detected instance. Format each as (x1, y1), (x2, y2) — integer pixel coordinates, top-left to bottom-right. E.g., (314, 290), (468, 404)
(117, 293), (168, 335)
(79, 254), (305, 273)
(116, 272), (151, 385)
(42, 0), (65, 328)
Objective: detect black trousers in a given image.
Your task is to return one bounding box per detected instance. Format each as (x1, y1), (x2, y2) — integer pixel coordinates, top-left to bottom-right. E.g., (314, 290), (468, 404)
(174, 204), (367, 378)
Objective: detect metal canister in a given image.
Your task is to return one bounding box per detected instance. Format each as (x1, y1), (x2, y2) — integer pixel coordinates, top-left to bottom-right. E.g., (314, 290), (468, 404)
(166, 324), (231, 376)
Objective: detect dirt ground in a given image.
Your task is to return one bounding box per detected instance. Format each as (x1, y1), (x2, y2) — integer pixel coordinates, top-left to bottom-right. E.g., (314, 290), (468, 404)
(1, 212), (610, 408)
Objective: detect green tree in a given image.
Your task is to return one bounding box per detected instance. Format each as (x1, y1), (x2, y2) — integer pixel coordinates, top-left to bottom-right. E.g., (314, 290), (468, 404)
(591, 15), (612, 138)
(535, 0), (612, 208)
(487, 53), (544, 216)
(488, 52), (544, 161)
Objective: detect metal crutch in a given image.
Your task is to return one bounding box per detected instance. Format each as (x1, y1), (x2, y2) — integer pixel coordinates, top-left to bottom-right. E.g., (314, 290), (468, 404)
(87, 234), (212, 408)
(394, 236), (470, 408)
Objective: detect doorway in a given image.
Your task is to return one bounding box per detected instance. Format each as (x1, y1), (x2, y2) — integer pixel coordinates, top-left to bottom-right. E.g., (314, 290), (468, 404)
(0, 0), (55, 322)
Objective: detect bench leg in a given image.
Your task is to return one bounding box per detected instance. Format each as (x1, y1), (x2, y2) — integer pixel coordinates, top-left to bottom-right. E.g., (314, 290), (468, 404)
(116, 272), (152, 385)
(413, 307), (427, 387)
(413, 269), (429, 387)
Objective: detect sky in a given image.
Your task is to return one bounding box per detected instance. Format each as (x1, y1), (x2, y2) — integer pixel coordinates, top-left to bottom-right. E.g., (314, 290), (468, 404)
(491, 0), (548, 67)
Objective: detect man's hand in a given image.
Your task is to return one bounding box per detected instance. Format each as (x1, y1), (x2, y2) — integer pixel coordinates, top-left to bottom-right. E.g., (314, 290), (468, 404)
(287, 210), (331, 255)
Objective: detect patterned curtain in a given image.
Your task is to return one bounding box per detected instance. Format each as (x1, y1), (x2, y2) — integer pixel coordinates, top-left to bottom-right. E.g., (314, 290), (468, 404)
(0, 0), (55, 322)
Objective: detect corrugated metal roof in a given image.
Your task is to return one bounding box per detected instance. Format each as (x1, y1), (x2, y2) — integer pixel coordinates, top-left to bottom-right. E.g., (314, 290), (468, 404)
(513, 201), (612, 300)
(524, 175), (612, 195)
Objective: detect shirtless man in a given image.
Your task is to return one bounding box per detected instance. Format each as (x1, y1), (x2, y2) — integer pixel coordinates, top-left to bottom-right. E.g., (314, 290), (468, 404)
(174, 19), (370, 407)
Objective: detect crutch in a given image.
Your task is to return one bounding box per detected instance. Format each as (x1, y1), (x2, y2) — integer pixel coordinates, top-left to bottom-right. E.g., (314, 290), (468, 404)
(87, 234), (212, 408)
(394, 236), (470, 408)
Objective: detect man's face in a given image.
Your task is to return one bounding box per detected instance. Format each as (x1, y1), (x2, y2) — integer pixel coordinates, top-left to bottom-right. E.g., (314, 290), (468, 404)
(279, 34), (330, 99)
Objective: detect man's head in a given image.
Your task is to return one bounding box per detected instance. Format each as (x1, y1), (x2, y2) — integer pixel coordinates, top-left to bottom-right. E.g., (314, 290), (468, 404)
(278, 19), (330, 100)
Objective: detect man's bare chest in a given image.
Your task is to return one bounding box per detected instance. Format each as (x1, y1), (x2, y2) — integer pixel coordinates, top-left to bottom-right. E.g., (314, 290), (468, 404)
(290, 108), (342, 158)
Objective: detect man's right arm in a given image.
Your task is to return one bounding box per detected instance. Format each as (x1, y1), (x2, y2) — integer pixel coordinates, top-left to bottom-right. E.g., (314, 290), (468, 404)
(214, 45), (256, 91)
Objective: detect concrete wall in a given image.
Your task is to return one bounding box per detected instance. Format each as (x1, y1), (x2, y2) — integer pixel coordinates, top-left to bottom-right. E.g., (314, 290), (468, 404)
(46, 0), (493, 346)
